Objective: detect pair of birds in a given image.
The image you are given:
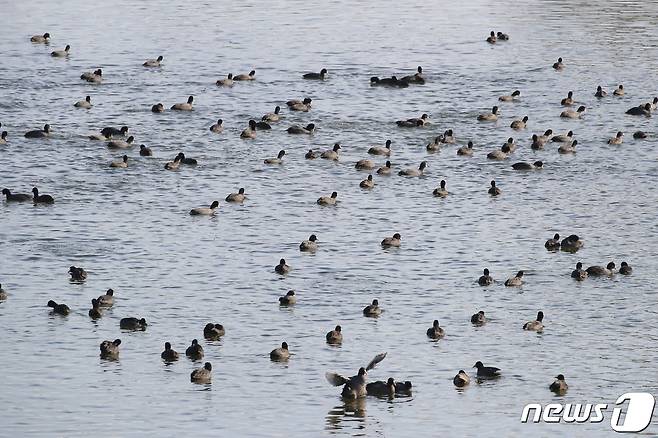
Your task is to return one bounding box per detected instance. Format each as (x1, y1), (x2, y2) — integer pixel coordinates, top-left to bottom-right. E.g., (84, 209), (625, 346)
(476, 268), (523, 287)
(486, 31), (509, 44)
(151, 96), (195, 112)
(2, 187), (54, 204)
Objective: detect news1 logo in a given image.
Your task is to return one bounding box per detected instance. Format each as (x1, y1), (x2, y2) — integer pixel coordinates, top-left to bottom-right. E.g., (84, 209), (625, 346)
(521, 393), (655, 432)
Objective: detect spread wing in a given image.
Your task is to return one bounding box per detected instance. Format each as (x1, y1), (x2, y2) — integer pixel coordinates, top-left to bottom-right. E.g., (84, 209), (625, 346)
(365, 352), (387, 371)
(325, 372), (348, 387)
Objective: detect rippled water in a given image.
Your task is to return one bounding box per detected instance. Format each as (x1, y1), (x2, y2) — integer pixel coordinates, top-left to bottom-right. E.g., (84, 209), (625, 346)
(2, 0), (658, 436)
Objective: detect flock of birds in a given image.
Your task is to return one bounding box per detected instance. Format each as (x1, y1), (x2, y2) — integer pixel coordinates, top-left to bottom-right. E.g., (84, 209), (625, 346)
(0, 29), (646, 401)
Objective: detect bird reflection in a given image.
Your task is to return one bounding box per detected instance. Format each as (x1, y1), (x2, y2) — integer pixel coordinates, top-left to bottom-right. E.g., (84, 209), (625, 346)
(325, 398), (366, 432)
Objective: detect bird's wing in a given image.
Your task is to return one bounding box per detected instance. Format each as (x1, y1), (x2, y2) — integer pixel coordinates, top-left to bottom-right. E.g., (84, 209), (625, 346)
(325, 372), (348, 387)
(366, 352), (387, 371)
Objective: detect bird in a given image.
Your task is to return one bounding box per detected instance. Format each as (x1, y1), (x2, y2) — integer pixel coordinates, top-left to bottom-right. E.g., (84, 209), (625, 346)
(558, 140), (578, 154)
(233, 70), (256, 81)
(512, 161), (543, 170)
(497, 31), (510, 40)
(370, 76), (409, 88)
(613, 85), (625, 96)
(216, 73), (234, 87)
(504, 271), (524, 287)
(398, 161), (427, 177)
(453, 370), (470, 387)
(321, 143), (341, 160)
(478, 269), (493, 286)
(381, 233), (401, 248)
(264, 150), (286, 165)
(487, 145), (510, 160)
(510, 116), (528, 130)
(499, 90), (521, 102)
(204, 323), (225, 340)
(68, 266), (87, 281)
(189, 201), (219, 216)
(51, 45), (70, 57)
(287, 123), (315, 134)
(97, 289), (114, 307)
(185, 339), (204, 360)
(30, 32), (51, 43)
(474, 361), (500, 377)
(552, 57), (564, 70)
(74, 96), (92, 109)
(363, 299), (381, 317)
(32, 187), (54, 204)
(396, 114), (429, 127)
(101, 126), (128, 137)
(139, 144), (153, 156)
(278, 290), (296, 306)
(325, 353), (387, 399)
(545, 234), (561, 251)
(143, 55), (163, 67)
(560, 234), (583, 252)
(365, 378), (396, 398)
(0, 284), (7, 301)
(99, 339), (121, 360)
(161, 342), (179, 361)
(486, 31), (496, 44)
(549, 374), (568, 394)
(89, 299), (102, 319)
(426, 136), (443, 152)
(2, 188), (31, 202)
(571, 262), (588, 281)
(326, 326), (343, 345)
(0, 131), (6, 144)
(586, 262), (616, 277)
(225, 188), (246, 203)
(594, 85), (607, 98)
(433, 180), (448, 197)
(355, 159), (375, 170)
(262, 106), (281, 122)
(561, 91), (574, 106)
(457, 141), (474, 156)
(471, 311), (486, 325)
(299, 235), (318, 252)
(618, 262), (632, 275)
(241, 120), (257, 138)
(551, 131), (573, 142)
(275, 258), (290, 275)
(270, 342), (290, 361)
(164, 155), (182, 170)
(488, 180), (501, 196)
(560, 106), (586, 118)
(80, 69), (102, 83)
(317, 192), (338, 206)
(401, 65), (424, 84)
(303, 68), (327, 80)
(109, 155), (129, 168)
(360, 174), (375, 189)
(107, 136), (135, 149)
(477, 106), (499, 121)
(523, 311), (544, 332)
(209, 119), (224, 133)
(287, 98), (312, 112)
(24, 124), (50, 138)
(626, 103), (652, 116)
(608, 131), (623, 145)
(426, 320), (445, 339)
(377, 161), (392, 175)
(633, 131), (647, 139)
(47, 300), (70, 316)
(151, 103), (165, 113)
(177, 152), (197, 165)
(171, 96), (194, 111)
(190, 362), (212, 383)
(120, 317), (147, 330)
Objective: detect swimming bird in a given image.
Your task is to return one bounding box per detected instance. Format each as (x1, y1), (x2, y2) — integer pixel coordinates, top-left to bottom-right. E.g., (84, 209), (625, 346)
(47, 300), (70, 315)
(594, 85), (607, 98)
(552, 57), (564, 70)
(561, 91), (574, 106)
(560, 234), (583, 252)
(287, 98), (312, 112)
(560, 106), (586, 118)
(189, 201), (219, 216)
(471, 310), (486, 325)
(477, 106), (499, 121)
(0, 131), (6, 144)
(216, 73), (234, 86)
(97, 289), (114, 306)
(225, 188), (245, 203)
(325, 353), (387, 399)
(530, 134), (544, 150)
(80, 69), (102, 83)
(355, 159), (375, 170)
(381, 233), (401, 248)
(360, 174), (374, 189)
(488, 180), (501, 196)
(74, 96), (92, 108)
(139, 144), (153, 156)
(474, 361), (500, 377)
(151, 103), (165, 113)
(502, 137), (517, 152)
(143, 55), (163, 67)
(270, 342), (290, 361)
(441, 129), (456, 143)
(209, 119), (224, 133)
(0, 284), (6, 301)
(368, 139), (391, 156)
(619, 262), (632, 275)
(161, 342), (179, 361)
(433, 180), (448, 197)
(101, 126), (128, 137)
(377, 160), (392, 175)
(453, 370), (470, 387)
(512, 161), (543, 170)
(204, 323), (225, 339)
(497, 31), (510, 40)
(363, 299), (382, 316)
(365, 378), (395, 397)
(586, 262), (615, 277)
(275, 258), (290, 275)
(633, 131), (647, 139)
(171, 96), (194, 111)
(32, 187), (54, 204)
(233, 70), (256, 81)
(100, 339), (121, 360)
(545, 234), (561, 251)
(254, 120), (271, 130)
(287, 123), (315, 134)
(279, 290), (296, 306)
(626, 103), (652, 116)
(571, 262), (587, 281)
(613, 85), (624, 96)
(68, 266), (87, 281)
(185, 339), (204, 360)
(478, 269), (493, 286)
(396, 114), (429, 127)
(299, 234), (318, 252)
(608, 131), (623, 145)
(486, 31), (496, 44)
(426, 320), (445, 339)
(321, 143), (341, 160)
(120, 317), (147, 330)
(262, 106), (281, 122)
(190, 362), (212, 383)
(164, 154), (182, 170)
(499, 90), (520, 102)
(510, 116), (528, 130)
(401, 66), (424, 84)
(109, 155), (128, 168)
(551, 130), (573, 142)
(176, 152), (197, 165)
(30, 32), (51, 43)
(523, 311), (544, 332)
(504, 271), (524, 287)
(426, 136), (443, 152)
(51, 45), (70, 57)
(549, 374), (568, 394)
(2, 188), (31, 202)
(264, 150), (286, 164)
(457, 141), (474, 156)
(370, 76), (409, 88)
(398, 161), (426, 176)
(24, 124), (50, 138)
(558, 139), (578, 154)
(317, 191), (338, 205)
(303, 68), (327, 80)
(326, 325), (343, 345)
(107, 136), (135, 149)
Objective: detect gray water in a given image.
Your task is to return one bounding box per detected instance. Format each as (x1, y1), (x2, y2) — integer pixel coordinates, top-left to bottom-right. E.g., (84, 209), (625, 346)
(1, 0), (658, 436)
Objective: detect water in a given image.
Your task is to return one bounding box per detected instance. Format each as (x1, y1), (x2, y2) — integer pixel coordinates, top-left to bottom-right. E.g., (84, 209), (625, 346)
(1, 0), (658, 436)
